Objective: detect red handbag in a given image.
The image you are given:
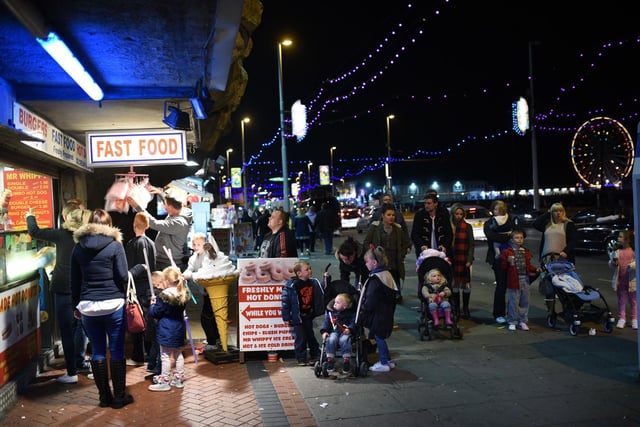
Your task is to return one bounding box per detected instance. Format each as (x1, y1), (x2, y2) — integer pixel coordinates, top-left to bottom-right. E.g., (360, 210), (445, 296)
(126, 273), (146, 333)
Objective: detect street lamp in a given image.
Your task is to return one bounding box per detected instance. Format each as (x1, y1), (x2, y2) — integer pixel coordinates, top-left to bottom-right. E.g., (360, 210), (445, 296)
(226, 148), (233, 200)
(329, 146), (336, 191)
(240, 117), (250, 206)
(307, 162), (313, 186)
(278, 39), (293, 212)
(385, 114), (395, 193)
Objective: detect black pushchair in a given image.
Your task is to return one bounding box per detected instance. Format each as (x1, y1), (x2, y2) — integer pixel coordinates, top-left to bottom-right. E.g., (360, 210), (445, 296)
(314, 278), (369, 378)
(541, 253), (615, 336)
(416, 251), (463, 341)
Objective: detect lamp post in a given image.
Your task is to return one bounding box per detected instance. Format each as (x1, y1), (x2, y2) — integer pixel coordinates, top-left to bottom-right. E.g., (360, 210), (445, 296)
(226, 148), (233, 201)
(329, 146), (336, 192)
(307, 162), (313, 186)
(528, 42), (540, 210)
(240, 117), (250, 206)
(278, 39), (293, 212)
(385, 114), (395, 193)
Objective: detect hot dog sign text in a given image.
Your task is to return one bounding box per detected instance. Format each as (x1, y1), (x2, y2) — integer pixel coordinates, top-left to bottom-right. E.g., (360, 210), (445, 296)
(237, 258), (297, 352)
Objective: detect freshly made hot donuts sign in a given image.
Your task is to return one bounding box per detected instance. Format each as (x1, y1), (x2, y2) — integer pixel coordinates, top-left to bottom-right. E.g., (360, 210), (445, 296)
(237, 258), (297, 352)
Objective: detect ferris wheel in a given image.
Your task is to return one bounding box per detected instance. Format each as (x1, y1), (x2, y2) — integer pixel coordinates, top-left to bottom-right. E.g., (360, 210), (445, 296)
(570, 116), (634, 187)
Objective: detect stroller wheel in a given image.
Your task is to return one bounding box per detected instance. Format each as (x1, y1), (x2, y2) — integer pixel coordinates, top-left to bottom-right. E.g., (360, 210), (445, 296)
(359, 361), (369, 377)
(314, 361), (322, 377)
(321, 362), (329, 378)
(569, 324), (579, 336)
(546, 315), (556, 328)
(603, 320), (614, 333)
(454, 326), (463, 339)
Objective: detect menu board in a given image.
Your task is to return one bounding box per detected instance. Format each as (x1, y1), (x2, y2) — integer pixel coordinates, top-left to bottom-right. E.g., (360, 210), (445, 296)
(237, 257), (297, 352)
(3, 170), (54, 230)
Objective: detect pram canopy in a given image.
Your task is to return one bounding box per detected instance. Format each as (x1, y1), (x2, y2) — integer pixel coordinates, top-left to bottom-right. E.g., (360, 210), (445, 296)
(416, 249), (452, 299)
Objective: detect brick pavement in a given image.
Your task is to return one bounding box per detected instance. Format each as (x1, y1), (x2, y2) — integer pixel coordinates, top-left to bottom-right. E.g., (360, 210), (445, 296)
(0, 348), (316, 427)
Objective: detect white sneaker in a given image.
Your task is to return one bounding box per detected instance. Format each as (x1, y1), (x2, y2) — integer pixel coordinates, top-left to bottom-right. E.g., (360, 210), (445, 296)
(508, 324), (516, 331)
(632, 320), (638, 330)
(616, 319), (626, 329)
(369, 361), (391, 372)
(519, 322), (529, 331)
(496, 316), (507, 324)
(56, 374), (78, 384)
(388, 360), (396, 369)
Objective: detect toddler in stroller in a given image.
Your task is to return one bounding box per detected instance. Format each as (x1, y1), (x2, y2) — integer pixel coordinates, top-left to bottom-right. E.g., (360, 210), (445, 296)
(416, 250), (463, 340)
(541, 253), (615, 336)
(314, 278), (369, 377)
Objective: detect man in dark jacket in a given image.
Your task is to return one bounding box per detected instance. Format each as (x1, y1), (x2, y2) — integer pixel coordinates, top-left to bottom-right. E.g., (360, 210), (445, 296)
(411, 193), (453, 257)
(259, 208), (297, 258)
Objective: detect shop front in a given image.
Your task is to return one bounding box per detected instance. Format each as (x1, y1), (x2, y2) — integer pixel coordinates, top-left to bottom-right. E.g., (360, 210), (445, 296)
(0, 103), (90, 411)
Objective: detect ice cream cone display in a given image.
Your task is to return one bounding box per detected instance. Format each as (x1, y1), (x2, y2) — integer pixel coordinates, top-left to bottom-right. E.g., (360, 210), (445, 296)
(198, 275), (238, 352)
(194, 248), (239, 352)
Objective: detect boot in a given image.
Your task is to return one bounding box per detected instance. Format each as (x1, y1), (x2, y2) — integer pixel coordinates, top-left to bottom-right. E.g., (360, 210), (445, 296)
(431, 310), (440, 327)
(90, 359), (113, 408)
(110, 359), (134, 409)
(462, 292), (471, 319)
(444, 309), (454, 326)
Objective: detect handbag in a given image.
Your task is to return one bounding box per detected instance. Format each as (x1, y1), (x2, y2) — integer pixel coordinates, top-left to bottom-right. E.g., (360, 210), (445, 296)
(126, 272), (146, 333)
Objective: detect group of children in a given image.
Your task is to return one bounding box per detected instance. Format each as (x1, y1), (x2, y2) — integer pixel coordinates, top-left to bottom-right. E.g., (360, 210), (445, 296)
(418, 227), (540, 332)
(282, 245), (400, 375)
(141, 231), (235, 392)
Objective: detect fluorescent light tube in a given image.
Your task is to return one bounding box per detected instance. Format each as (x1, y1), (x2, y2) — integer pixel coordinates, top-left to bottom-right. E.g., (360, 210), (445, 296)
(36, 32), (104, 101)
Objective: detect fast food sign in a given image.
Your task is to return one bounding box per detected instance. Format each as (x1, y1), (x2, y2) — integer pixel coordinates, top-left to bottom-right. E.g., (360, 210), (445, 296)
(86, 129), (187, 166)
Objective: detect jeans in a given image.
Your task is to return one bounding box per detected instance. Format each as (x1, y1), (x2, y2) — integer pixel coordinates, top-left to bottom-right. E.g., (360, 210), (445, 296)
(373, 335), (390, 365)
(325, 331), (352, 359)
(54, 293), (78, 376)
(292, 315), (320, 362)
(73, 317), (88, 367)
(507, 286), (530, 324)
(321, 230), (333, 254)
(82, 305), (126, 361)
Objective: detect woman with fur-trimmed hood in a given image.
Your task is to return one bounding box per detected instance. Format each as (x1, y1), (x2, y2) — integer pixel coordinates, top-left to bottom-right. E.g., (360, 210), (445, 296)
(71, 208), (135, 410)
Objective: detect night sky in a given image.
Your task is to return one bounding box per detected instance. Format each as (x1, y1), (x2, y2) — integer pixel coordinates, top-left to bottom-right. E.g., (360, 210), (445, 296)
(224, 0), (639, 192)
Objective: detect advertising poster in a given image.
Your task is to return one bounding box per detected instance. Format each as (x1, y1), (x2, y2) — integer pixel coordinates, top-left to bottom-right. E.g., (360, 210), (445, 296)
(319, 165), (329, 185)
(237, 258), (298, 352)
(231, 167), (241, 188)
(2, 170), (54, 230)
(0, 280), (41, 386)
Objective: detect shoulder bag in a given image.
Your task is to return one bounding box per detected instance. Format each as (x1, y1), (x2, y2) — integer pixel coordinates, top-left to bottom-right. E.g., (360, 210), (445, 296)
(126, 272), (146, 333)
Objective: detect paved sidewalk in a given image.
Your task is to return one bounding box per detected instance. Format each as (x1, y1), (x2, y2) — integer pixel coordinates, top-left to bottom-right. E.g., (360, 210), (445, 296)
(2, 234), (640, 426)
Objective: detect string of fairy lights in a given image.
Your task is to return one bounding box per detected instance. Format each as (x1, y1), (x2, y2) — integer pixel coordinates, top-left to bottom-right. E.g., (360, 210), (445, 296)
(239, 1), (639, 195)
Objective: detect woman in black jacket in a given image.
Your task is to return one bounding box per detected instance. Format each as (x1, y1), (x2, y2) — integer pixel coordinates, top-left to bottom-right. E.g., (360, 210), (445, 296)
(357, 246), (398, 373)
(71, 209), (144, 409)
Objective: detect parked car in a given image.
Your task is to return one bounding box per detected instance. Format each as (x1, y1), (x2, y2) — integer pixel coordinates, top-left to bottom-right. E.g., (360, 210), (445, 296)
(572, 214), (633, 253)
(356, 206), (374, 234)
(448, 204), (491, 241)
(341, 206), (362, 229)
(512, 208), (544, 227)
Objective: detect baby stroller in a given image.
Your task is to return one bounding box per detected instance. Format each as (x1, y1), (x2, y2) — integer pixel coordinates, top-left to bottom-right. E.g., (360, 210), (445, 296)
(416, 250), (463, 341)
(314, 278), (369, 378)
(541, 253), (615, 336)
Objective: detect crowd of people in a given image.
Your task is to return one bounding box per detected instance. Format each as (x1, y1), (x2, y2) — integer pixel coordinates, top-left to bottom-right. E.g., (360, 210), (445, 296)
(26, 184), (635, 406)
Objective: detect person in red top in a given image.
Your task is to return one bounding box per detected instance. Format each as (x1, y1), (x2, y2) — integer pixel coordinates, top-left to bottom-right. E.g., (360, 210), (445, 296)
(501, 228), (541, 331)
(449, 203), (474, 319)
